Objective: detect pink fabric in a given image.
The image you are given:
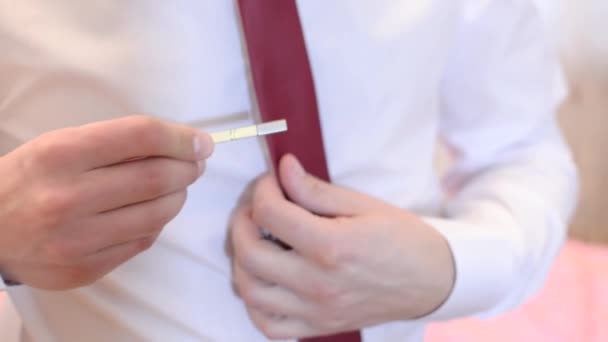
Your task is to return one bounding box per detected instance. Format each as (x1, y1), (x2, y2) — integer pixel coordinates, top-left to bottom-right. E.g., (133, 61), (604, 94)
(427, 240), (608, 342)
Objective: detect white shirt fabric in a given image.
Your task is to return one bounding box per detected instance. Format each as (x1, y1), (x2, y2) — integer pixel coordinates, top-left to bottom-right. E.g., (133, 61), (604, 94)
(0, 0), (578, 341)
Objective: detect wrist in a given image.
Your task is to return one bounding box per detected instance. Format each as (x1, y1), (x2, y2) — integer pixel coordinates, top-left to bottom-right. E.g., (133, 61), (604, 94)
(424, 232), (456, 315)
(408, 222), (456, 319)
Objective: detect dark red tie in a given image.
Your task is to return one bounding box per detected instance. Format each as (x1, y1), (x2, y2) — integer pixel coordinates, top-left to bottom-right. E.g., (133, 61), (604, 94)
(237, 1), (362, 341)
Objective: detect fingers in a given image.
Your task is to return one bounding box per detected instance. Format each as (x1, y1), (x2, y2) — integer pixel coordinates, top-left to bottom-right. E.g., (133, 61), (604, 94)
(23, 116), (214, 173)
(80, 157), (202, 213)
(233, 263), (308, 318)
(230, 206), (323, 294)
(250, 175), (335, 257)
(236, 257), (358, 340)
(78, 190), (187, 254)
(21, 187), (181, 289)
(278, 154), (381, 217)
(247, 307), (313, 341)
(81, 116), (214, 168)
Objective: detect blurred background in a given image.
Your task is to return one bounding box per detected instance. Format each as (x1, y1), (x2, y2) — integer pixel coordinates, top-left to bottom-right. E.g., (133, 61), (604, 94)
(538, 0), (608, 244)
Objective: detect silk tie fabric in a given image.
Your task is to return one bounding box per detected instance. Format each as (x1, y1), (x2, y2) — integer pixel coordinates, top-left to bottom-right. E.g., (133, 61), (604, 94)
(237, 1), (362, 341)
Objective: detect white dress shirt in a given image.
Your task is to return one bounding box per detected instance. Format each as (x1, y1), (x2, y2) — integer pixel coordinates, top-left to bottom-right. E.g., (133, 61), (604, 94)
(0, 0), (578, 341)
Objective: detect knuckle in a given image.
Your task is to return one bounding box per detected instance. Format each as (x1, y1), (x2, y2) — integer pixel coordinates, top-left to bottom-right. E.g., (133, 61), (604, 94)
(139, 217), (166, 237)
(135, 236), (157, 253)
(129, 116), (165, 151)
(27, 132), (73, 171)
(239, 283), (258, 307)
(142, 191), (187, 232)
(291, 218), (309, 238)
(142, 210), (171, 234)
(251, 177), (269, 200)
(130, 115), (163, 132)
(34, 187), (77, 224)
(230, 232), (245, 258)
(303, 176), (325, 198)
(235, 247), (258, 274)
(259, 322), (282, 340)
(319, 237), (351, 269)
(251, 197), (275, 225)
(310, 281), (341, 304)
(140, 162), (171, 196)
(231, 268), (246, 292)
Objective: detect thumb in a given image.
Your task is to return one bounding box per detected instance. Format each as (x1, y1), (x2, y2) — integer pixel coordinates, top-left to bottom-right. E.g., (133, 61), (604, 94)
(278, 154), (380, 217)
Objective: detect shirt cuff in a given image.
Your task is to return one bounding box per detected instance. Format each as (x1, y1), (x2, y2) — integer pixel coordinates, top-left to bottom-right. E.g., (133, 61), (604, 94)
(417, 217), (518, 321)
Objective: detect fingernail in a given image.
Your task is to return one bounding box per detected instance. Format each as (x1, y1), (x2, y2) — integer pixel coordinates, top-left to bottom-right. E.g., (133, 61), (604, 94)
(291, 157), (305, 177)
(194, 133), (214, 159)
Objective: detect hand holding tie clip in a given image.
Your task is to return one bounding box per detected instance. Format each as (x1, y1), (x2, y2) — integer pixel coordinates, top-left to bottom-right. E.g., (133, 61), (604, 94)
(210, 119), (288, 144)
(210, 119), (289, 247)
(210, 119), (288, 245)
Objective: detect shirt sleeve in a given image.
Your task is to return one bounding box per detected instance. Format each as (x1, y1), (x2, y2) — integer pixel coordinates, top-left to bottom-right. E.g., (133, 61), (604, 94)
(421, 0), (579, 321)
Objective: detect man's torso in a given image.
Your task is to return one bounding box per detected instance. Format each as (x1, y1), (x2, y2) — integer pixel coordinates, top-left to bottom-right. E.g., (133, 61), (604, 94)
(0, 1), (462, 341)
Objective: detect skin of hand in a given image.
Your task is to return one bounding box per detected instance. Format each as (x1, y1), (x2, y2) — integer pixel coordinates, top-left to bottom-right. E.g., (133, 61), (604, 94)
(0, 116), (214, 290)
(228, 154), (455, 340)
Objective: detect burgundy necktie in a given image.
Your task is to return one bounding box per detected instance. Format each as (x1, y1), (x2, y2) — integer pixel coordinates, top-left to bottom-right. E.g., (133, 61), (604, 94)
(237, 1), (362, 341)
